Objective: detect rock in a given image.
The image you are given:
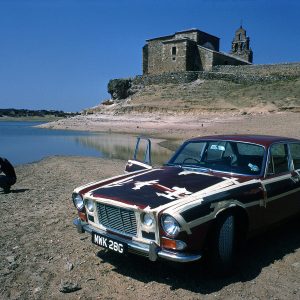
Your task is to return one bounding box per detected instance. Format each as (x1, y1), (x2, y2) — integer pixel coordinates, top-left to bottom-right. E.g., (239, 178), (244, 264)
(0, 268), (11, 276)
(8, 262), (18, 270)
(59, 280), (81, 293)
(102, 99), (114, 106)
(107, 79), (132, 100)
(6, 255), (15, 264)
(33, 287), (42, 294)
(65, 261), (74, 271)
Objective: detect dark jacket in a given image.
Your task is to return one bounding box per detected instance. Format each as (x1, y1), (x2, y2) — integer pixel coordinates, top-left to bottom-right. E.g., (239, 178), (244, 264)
(0, 157), (16, 179)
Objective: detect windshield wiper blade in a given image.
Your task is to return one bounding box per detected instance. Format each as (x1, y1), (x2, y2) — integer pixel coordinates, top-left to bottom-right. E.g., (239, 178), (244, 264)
(182, 165), (212, 173)
(164, 163), (183, 168)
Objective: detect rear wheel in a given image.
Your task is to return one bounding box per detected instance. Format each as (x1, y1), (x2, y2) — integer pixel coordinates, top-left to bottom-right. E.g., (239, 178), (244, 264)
(209, 211), (236, 275)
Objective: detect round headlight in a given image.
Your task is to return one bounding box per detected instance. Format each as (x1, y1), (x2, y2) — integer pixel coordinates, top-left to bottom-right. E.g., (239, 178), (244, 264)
(142, 213), (154, 227)
(73, 193), (84, 211)
(161, 215), (180, 237)
(86, 199), (94, 212)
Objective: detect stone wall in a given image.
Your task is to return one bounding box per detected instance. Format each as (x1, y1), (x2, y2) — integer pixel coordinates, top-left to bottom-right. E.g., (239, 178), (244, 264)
(161, 40), (188, 73)
(108, 63), (300, 99)
(132, 71), (266, 86)
(142, 44), (148, 75)
(212, 63), (300, 77)
(132, 72), (199, 86)
(135, 63), (300, 86)
(147, 40), (164, 75)
(198, 47), (214, 71)
(186, 42), (202, 71)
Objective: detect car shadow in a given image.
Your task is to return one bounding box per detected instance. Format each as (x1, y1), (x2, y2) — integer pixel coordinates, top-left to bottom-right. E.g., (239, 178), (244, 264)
(0, 188), (30, 194)
(96, 215), (300, 294)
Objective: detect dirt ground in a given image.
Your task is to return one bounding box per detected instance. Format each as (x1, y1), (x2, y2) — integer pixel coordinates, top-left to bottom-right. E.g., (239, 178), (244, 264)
(0, 156), (299, 300)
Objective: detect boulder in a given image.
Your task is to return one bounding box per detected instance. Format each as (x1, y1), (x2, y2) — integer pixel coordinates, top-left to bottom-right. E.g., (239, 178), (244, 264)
(107, 79), (131, 100)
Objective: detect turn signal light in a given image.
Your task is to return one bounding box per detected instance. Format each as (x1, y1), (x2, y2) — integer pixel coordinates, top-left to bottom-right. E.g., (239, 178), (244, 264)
(161, 237), (186, 250)
(78, 211), (87, 222)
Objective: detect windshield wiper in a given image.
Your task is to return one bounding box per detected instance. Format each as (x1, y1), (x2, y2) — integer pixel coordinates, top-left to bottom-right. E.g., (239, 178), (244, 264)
(182, 165), (213, 173)
(164, 163), (183, 168)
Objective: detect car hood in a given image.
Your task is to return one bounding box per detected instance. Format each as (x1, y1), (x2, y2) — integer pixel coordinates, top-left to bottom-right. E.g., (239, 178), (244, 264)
(89, 167), (232, 209)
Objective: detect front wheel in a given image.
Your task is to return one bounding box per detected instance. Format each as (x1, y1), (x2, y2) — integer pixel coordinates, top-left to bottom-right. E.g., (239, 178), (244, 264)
(209, 211), (236, 275)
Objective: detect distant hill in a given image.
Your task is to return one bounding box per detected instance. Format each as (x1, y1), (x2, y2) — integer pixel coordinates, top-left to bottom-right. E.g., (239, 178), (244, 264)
(0, 108), (79, 119)
(86, 63), (300, 115)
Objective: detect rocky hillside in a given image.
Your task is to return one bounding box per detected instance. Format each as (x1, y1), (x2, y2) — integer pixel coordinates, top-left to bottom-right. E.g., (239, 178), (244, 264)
(87, 63), (300, 115)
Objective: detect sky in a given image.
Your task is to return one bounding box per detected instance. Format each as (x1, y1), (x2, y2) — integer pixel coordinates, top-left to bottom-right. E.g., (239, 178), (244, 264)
(0, 0), (299, 112)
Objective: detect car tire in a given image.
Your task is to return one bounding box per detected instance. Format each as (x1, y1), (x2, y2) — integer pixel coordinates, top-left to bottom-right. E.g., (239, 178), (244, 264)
(209, 211), (236, 275)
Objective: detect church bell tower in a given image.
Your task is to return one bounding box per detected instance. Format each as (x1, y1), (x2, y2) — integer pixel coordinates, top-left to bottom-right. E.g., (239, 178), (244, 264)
(230, 26), (253, 63)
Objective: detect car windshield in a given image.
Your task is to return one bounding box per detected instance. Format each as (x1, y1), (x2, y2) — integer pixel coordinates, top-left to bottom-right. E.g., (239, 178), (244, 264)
(167, 140), (265, 176)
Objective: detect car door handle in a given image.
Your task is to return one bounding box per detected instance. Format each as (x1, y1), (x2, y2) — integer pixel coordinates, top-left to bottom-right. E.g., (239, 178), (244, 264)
(291, 174), (300, 183)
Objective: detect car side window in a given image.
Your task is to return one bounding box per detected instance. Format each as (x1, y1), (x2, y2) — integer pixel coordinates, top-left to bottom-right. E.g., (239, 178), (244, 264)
(267, 143), (289, 175)
(290, 143), (300, 170)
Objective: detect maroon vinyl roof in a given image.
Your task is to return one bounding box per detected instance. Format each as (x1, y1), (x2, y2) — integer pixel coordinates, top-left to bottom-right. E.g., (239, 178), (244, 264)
(187, 135), (299, 147)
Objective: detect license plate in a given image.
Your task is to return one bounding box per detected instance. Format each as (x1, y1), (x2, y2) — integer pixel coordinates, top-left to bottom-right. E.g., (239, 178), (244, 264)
(92, 232), (127, 254)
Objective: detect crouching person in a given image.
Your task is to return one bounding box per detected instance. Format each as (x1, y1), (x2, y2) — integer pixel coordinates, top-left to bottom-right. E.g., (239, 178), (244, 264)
(0, 157), (17, 194)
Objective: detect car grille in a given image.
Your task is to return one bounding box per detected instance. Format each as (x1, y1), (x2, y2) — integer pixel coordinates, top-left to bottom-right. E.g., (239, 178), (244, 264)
(96, 203), (137, 236)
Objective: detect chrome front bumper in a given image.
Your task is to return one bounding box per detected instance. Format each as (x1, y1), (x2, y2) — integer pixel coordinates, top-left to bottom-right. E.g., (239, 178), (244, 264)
(73, 218), (202, 263)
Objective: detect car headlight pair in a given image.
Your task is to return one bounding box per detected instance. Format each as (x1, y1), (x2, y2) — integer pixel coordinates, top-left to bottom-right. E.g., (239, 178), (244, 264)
(142, 213), (180, 237)
(72, 193), (94, 212)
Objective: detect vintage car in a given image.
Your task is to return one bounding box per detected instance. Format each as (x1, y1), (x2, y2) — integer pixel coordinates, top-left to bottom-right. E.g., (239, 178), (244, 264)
(72, 135), (300, 273)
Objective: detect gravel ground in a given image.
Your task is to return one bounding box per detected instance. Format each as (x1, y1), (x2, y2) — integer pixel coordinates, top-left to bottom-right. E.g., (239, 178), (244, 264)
(0, 156), (299, 300)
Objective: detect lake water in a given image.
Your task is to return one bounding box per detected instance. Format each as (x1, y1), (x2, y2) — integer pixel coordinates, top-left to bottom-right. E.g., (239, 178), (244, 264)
(0, 121), (172, 166)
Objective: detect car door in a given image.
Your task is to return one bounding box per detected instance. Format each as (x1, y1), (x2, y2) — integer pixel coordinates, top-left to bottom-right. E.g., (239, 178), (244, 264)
(262, 142), (300, 225)
(289, 142), (300, 211)
(125, 137), (153, 173)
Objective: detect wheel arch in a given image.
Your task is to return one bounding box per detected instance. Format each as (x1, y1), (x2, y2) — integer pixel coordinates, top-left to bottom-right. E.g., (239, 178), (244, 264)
(204, 205), (249, 275)
(214, 204), (249, 243)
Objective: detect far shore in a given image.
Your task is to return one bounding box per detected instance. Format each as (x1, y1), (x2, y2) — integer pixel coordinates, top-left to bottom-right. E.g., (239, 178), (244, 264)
(0, 116), (66, 122)
(37, 111), (300, 140)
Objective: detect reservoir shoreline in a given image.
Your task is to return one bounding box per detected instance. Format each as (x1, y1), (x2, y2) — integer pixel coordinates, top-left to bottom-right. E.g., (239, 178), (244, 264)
(37, 111), (300, 140)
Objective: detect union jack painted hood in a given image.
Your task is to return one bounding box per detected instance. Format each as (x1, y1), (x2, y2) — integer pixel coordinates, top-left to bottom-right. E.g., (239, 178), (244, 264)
(77, 167), (238, 209)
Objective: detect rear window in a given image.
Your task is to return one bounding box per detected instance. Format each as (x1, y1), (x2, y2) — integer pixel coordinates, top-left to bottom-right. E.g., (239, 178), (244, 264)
(290, 143), (300, 170)
(237, 143), (264, 156)
(267, 143), (289, 175)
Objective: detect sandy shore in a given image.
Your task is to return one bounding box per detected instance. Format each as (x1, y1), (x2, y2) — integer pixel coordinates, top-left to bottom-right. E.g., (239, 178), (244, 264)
(1, 156), (299, 299)
(38, 112), (300, 140)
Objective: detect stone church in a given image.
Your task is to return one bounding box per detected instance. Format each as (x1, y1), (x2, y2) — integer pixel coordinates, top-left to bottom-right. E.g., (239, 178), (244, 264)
(143, 26), (253, 75)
